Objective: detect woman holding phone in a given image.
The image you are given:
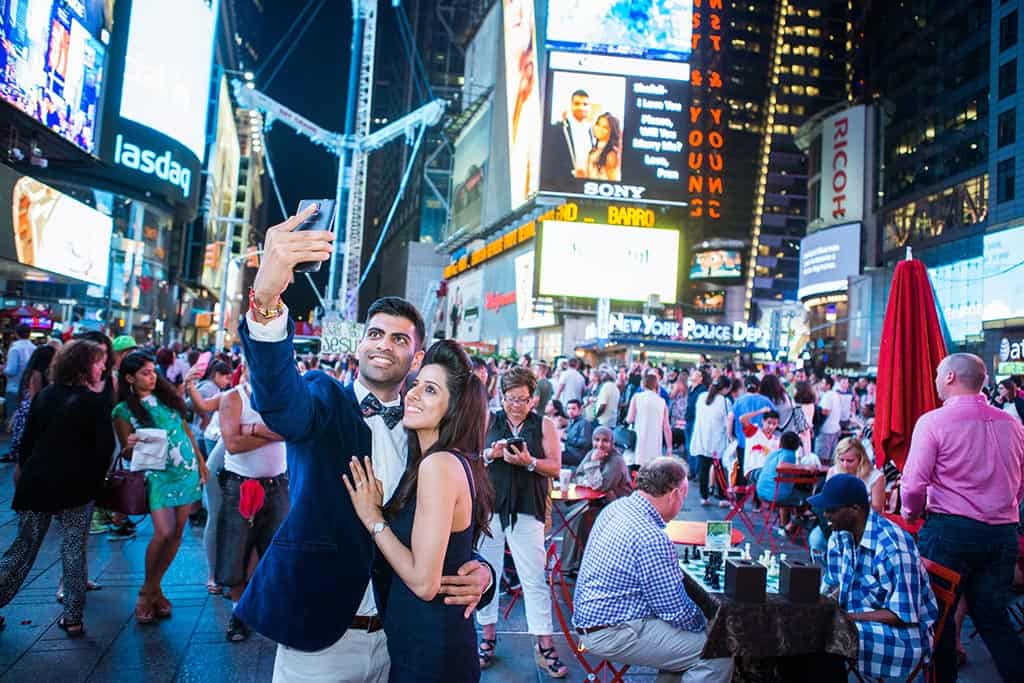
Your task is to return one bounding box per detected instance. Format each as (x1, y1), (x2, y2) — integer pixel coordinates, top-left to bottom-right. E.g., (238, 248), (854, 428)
(475, 367), (568, 678)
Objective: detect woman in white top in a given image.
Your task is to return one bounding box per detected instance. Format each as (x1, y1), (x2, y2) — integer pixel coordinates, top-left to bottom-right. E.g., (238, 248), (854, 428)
(626, 371), (672, 467)
(809, 437), (883, 558)
(689, 376), (732, 505)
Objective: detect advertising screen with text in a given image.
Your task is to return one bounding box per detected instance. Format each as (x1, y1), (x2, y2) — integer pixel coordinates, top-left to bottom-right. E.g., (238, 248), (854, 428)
(0, 0), (112, 154)
(536, 220), (679, 302)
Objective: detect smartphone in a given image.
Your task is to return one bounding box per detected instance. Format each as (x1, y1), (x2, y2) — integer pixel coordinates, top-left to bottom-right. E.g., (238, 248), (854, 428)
(192, 351), (212, 379)
(506, 437), (527, 450)
(294, 199), (337, 272)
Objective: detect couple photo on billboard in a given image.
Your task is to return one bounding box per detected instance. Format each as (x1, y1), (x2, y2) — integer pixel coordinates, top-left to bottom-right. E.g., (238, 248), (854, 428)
(543, 71), (626, 189)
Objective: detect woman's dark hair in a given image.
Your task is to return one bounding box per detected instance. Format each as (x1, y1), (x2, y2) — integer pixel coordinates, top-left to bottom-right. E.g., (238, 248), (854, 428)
(548, 399), (567, 419)
(117, 351), (188, 427)
(1000, 378), (1018, 400)
(793, 380), (816, 405)
(500, 365), (537, 396)
(50, 339), (105, 387)
(383, 340), (495, 544)
(760, 373), (787, 404)
(205, 360), (232, 381)
(18, 345), (56, 397)
(593, 112), (622, 172)
(705, 375), (732, 405)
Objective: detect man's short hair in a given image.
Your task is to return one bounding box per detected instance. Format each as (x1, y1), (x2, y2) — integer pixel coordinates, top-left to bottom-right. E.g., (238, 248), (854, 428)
(365, 297), (426, 349)
(571, 89), (589, 100)
(568, 357), (580, 369)
(567, 398), (582, 408)
(943, 353), (986, 392)
(637, 457), (688, 496)
(822, 375), (835, 389)
(14, 324), (30, 339)
(780, 431), (802, 451)
(763, 410), (780, 421)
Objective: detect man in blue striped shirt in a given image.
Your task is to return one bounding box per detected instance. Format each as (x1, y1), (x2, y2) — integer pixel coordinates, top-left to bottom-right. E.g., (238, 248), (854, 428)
(573, 457), (733, 682)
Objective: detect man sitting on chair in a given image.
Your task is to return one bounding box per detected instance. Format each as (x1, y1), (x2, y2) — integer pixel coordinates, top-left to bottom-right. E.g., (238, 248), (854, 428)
(812, 475), (939, 681)
(572, 457), (733, 683)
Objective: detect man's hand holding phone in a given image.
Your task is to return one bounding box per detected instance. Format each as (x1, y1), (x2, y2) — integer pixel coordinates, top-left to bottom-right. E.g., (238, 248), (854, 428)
(251, 203), (335, 318)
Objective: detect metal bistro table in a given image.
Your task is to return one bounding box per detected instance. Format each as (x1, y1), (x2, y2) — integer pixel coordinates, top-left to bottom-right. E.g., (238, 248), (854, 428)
(548, 485), (607, 546)
(679, 561), (858, 682)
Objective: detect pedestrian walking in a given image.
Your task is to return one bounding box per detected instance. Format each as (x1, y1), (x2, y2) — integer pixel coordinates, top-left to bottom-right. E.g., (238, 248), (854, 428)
(0, 340), (113, 636)
(626, 371), (672, 467)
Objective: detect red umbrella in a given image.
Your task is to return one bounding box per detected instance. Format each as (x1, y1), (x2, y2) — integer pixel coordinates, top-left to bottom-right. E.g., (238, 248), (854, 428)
(872, 257), (947, 471)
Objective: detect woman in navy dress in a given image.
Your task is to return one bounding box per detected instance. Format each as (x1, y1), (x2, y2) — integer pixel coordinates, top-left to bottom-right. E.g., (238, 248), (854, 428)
(345, 340), (495, 682)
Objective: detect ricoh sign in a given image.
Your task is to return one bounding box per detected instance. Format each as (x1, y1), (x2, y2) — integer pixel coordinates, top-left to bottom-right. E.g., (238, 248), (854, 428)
(608, 313), (767, 347)
(819, 105), (865, 226)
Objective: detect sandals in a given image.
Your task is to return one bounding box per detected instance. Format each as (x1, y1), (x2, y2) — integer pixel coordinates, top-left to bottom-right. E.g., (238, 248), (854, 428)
(536, 644), (569, 678)
(478, 636), (497, 669)
(135, 594), (156, 624)
(206, 580), (223, 595)
(57, 617), (85, 638)
(153, 595), (172, 619)
(57, 580), (102, 603)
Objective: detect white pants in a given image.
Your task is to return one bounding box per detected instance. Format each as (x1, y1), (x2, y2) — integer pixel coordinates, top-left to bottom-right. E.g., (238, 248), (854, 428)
(475, 514), (552, 635)
(272, 628), (389, 683)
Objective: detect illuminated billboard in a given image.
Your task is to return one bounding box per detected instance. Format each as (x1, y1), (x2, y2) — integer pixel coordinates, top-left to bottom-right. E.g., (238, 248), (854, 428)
(119, 0), (219, 161)
(502, 0), (542, 210)
(8, 174), (112, 286)
(690, 249), (742, 280)
(0, 0), (113, 154)
(798, 223), (861, 300)
(536, 220), (679, 302)
(450, 102), (491, 236)
(691, 289), (726, 313)
(546, 0), (693, 65)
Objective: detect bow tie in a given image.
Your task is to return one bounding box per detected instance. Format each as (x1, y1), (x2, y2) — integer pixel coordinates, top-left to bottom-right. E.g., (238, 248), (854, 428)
(360, 394), (404, 429)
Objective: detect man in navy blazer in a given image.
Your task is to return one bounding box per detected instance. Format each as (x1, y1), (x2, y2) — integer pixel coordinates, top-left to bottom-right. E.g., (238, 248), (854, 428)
(237, 205), (494, 681)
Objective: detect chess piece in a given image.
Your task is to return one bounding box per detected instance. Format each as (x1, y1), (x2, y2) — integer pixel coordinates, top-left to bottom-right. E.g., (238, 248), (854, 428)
(683, 546), (691, 563)
(743, 543), (752, 560)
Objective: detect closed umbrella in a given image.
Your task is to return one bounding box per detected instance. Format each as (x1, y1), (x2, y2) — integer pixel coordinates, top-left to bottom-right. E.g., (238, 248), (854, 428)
(872, 257), (947, 471)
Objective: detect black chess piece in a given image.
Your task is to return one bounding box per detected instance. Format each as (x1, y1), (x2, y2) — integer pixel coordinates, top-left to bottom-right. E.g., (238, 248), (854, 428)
(683, 547), (691, 563)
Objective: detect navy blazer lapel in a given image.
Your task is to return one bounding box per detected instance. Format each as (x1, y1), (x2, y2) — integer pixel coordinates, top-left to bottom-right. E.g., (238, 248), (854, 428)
(341, 383), (373, 457)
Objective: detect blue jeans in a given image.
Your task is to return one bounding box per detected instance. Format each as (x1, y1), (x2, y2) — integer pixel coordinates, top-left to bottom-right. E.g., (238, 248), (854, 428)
(917, 514), (1022, 683)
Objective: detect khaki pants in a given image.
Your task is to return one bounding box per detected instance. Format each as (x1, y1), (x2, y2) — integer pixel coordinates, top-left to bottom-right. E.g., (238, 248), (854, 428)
(580, 618), (733, 683)
(272, 627), (389, 683)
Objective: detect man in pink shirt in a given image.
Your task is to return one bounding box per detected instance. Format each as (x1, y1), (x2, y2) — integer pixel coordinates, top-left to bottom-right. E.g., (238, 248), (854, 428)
(902, 353), (1024, 683)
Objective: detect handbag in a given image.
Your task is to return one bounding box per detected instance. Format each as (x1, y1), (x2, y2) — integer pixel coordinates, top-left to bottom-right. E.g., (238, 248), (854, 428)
(613, 424), (637, 451)
(96, 456), (149, 515)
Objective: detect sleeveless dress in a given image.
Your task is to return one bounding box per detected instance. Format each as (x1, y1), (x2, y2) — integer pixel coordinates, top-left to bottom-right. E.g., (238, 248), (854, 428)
(383, 454), (480, 683)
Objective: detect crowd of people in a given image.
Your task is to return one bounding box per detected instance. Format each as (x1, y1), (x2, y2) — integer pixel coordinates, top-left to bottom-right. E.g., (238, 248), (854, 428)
(0, 209), (1019, 682)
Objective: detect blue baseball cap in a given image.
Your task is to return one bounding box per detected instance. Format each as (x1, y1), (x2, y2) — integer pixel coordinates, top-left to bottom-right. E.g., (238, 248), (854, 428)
(807, 473), (869, 511)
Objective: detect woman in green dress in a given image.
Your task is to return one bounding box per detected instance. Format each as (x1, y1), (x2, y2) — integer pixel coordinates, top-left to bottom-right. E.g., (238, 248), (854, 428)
(113, 352), (209, 624)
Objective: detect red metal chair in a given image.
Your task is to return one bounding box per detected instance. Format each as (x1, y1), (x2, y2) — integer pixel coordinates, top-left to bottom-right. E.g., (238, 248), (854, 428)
(757, 468), (820, 551)
(547, 544), (631, 682)
(909, 559), (961, 683)
(710, 456), (759, 539)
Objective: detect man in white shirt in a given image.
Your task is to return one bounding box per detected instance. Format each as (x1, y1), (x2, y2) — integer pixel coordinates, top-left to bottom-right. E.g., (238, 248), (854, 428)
(240, 204), (493, 682)
(595, 371), (621, 429)
(555, 357), (586, 404)
(3, 324), (35, 421)
(816, 375), (843, 464)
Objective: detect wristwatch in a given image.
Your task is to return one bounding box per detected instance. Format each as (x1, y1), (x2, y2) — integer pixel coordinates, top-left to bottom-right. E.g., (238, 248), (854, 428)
(526, 457), (537, 472)
(371, 520), (388, 537)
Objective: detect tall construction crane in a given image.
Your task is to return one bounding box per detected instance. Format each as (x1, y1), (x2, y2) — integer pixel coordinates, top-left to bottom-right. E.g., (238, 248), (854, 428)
(231, 0), (445, 321)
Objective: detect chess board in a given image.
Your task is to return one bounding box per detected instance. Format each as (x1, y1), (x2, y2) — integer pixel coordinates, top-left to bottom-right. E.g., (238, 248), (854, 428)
(679, 558), (781, 595)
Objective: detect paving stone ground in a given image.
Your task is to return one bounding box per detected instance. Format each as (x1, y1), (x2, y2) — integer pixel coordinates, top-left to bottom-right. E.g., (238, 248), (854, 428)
(0, 451), (1010, 682)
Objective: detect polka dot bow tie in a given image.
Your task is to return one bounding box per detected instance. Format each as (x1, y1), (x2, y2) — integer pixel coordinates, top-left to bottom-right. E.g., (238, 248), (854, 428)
(360, 394), (404, 429)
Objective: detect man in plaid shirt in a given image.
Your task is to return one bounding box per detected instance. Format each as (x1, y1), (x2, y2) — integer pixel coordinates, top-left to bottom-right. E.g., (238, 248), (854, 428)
(573, 457), (733, 682)
(811, 475), (939, 680)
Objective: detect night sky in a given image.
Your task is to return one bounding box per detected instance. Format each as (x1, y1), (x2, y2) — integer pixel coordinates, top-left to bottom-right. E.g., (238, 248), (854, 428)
(253, 1), (353, 320)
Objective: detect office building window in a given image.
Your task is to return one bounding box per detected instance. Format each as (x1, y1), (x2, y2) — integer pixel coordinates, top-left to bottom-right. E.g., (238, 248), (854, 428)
(997, 157), (1015, 203)
(999, 108), (1016, 147)
(999, 59), (1017, 99)
(1001, 10), (1018, 51)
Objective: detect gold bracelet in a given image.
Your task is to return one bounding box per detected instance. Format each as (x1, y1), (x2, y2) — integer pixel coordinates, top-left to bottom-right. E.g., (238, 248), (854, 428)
(249, 287), (285, 320)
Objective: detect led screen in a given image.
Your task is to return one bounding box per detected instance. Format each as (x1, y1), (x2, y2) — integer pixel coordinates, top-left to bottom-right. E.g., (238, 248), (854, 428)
(119, 0), (218, 160)
(690, 249), (742, 280)
(0, 0), (112, 153)
(691, 289), (726, 313)
(983, 225), (1024, 322)
(546, 0), (693, 64)
(502, 0), (542, 210)
(536, 220), (678, 302)
(797, 222), (861, 299)
(450, 102), (491, 236)
(11, 176), (112, 285)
